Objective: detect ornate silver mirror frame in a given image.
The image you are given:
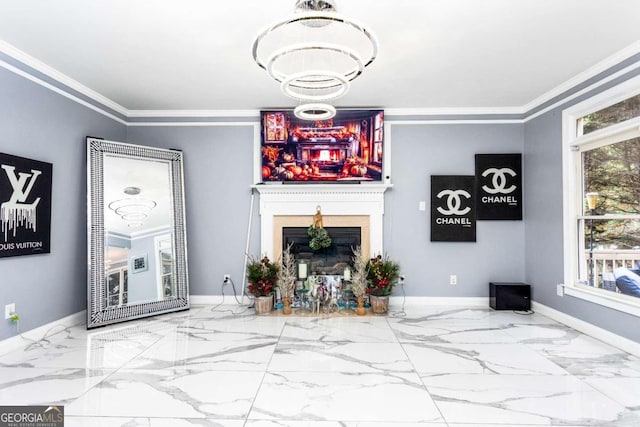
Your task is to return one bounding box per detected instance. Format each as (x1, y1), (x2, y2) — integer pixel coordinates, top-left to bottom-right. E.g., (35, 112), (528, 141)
(87, 138), (189, 328)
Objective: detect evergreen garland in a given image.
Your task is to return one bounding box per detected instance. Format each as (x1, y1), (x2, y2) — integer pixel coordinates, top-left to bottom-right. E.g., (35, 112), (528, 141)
(308, 225), (332, 251)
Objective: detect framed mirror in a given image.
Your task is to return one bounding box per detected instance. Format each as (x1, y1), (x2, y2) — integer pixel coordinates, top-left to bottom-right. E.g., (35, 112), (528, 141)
(87, 138), (189, 328)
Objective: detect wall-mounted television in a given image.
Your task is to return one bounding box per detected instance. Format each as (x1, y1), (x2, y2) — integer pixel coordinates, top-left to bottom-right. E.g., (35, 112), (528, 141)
(260, 109), (384, 183)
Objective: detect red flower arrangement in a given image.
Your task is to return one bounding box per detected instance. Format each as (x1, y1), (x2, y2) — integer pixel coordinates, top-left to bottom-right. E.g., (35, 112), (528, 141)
(366, 254), (400, 297)
(246, 256), (280, 297)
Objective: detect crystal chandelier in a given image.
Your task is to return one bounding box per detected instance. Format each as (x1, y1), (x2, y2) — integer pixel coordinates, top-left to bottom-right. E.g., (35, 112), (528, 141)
(108, 187), (156, 229)
(252, 0), (378, 120)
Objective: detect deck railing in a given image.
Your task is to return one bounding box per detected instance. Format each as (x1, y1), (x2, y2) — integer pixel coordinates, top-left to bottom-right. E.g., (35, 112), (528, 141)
(586, 250), (640, 290)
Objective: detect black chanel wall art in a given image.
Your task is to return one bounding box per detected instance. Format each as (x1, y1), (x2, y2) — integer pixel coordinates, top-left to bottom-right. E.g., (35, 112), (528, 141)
(431, 175), (476, 242)
(475, 153), (522, 220)
(0, 153), (52, 258)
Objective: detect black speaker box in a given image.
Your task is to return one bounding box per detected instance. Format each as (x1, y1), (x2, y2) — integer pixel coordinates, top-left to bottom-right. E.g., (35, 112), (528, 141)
(490, 282), (531, 311)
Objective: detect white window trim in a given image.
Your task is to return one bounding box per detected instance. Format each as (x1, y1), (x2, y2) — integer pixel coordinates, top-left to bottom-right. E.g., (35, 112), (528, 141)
(562, 74), (640, 317)
(154, 234), (172, 298)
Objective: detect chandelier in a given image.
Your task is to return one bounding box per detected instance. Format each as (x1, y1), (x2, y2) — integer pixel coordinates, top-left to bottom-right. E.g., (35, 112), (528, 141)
(252, 0), (378, 120)
(108, 187), (157, 229)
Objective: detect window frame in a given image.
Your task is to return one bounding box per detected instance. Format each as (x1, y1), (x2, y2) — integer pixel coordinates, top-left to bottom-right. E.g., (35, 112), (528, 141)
(155, 234), (174, 299)
(562, 74), (640, 316)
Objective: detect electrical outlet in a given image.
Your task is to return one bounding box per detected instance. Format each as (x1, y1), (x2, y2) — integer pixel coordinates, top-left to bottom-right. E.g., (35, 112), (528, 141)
(5, 303), (15, 320)
(449, 275), (457, 285)
(223, 274), (231, 283)
(418, 201), (426, 211)
(557, 284), (564, 296)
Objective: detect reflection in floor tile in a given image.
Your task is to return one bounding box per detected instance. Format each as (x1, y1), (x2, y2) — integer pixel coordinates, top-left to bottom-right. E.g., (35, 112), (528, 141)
(269, 341), (412, 373)
(280, 316), (398, 343)
(421, 373), (640, 425)
(0, 367), (111, 406)
(122, 337), (277, 371)
(66, 369), (264, 418)
(403, 341), (568, 375)
(251, 371), (443, 423)
(64, 417), (245, 427)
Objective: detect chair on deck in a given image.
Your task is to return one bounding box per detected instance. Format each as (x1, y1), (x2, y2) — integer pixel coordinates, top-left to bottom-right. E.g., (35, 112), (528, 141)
(613, 267), (640, 297)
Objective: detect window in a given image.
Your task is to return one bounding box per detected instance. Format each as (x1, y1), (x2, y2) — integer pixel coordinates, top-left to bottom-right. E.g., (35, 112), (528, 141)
(155, 235), (175, 298)
(372, 111), (384, 164)
(578, 93), (640, 136)
(563, 76), (640, 315)
(106, 267), (128, 307)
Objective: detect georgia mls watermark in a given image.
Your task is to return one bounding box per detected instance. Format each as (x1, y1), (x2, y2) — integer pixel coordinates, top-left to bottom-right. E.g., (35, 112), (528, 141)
(0, 406), (63, 427)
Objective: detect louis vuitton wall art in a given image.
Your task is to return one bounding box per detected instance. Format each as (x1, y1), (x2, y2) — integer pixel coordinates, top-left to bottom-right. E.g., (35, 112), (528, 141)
(0, 153), (52, 258)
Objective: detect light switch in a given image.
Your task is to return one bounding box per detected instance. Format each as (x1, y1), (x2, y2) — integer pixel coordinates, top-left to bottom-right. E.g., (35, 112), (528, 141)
(419, 201), (426, 211)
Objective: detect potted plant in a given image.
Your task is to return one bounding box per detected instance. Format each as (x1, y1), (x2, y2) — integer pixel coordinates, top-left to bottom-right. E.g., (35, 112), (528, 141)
(246, 255), (280, 315)
(278, 244), (296, 315)
(366, 254), (400, 314)
(350, 246), (369, 315)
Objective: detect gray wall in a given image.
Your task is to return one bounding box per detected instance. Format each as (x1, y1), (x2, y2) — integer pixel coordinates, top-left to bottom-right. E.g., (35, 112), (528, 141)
(524, 67), (640, 343)
(125, 126), (259, 298)
(127, 123), (526, 299)
(0, 67), (125, 341)
(385, 123), (525, 296)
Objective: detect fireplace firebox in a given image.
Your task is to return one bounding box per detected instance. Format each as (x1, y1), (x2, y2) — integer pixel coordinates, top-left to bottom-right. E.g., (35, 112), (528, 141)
(283, 227), (361, 275)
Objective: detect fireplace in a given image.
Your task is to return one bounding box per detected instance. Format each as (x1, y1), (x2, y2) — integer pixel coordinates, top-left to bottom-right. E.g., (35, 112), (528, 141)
(273, 215), (370, 262)
(254, 184), (390, 261)
(283, 226), (361, 275)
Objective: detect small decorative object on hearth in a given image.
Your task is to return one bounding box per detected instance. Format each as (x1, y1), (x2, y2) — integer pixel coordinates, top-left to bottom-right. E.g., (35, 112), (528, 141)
(351, 246), (369, 315)
(366, 254), (400, 314)
(308, 206), (332, 251)
(279, 244), (297, 315)
(247, 255), (280, 315)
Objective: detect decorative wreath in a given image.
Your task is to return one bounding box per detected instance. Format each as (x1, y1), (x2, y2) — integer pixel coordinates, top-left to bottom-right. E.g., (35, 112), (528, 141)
(308, 225), (332, 251)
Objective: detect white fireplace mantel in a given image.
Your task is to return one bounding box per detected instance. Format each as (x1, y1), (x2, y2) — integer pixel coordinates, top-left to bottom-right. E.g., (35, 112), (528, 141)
(253, 183), (392, 259)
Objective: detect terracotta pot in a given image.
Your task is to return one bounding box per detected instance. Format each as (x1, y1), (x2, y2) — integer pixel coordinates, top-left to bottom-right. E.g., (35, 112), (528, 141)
(356, 296), (367, 316)
(254, 295), (273, 315)
(283, 296), (292, 315)
(369, 295), (389, 315)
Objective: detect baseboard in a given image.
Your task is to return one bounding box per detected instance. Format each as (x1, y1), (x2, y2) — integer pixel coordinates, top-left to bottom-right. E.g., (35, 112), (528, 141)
(532, 301), (640, 358)
(0, 310), (86, 356)
(190, 295), (489, 308)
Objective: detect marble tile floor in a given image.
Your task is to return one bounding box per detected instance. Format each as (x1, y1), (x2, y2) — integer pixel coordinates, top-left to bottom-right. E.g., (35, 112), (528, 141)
(1, 304), (640, 426)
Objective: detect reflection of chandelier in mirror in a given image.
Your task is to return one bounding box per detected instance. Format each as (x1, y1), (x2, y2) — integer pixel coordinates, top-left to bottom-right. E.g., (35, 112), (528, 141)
(108, 187), (157, 229)
(252, 0), (378, 120)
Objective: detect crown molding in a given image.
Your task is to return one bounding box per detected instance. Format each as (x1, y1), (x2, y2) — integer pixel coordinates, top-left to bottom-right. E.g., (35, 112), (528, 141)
(384, 106), (525, 117)
(0, 57), (128, 125)
(1, 39), (639, 125)
(522, 41), (640, 116)
(127, 109), (261, 118)
(388, 119), (525, 125)
(0, 40), (129, 117)
(524, 60), (640, 123)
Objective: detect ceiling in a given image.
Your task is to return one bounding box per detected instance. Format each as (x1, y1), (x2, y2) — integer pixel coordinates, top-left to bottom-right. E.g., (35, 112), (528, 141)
(0, 0), (639, 113)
